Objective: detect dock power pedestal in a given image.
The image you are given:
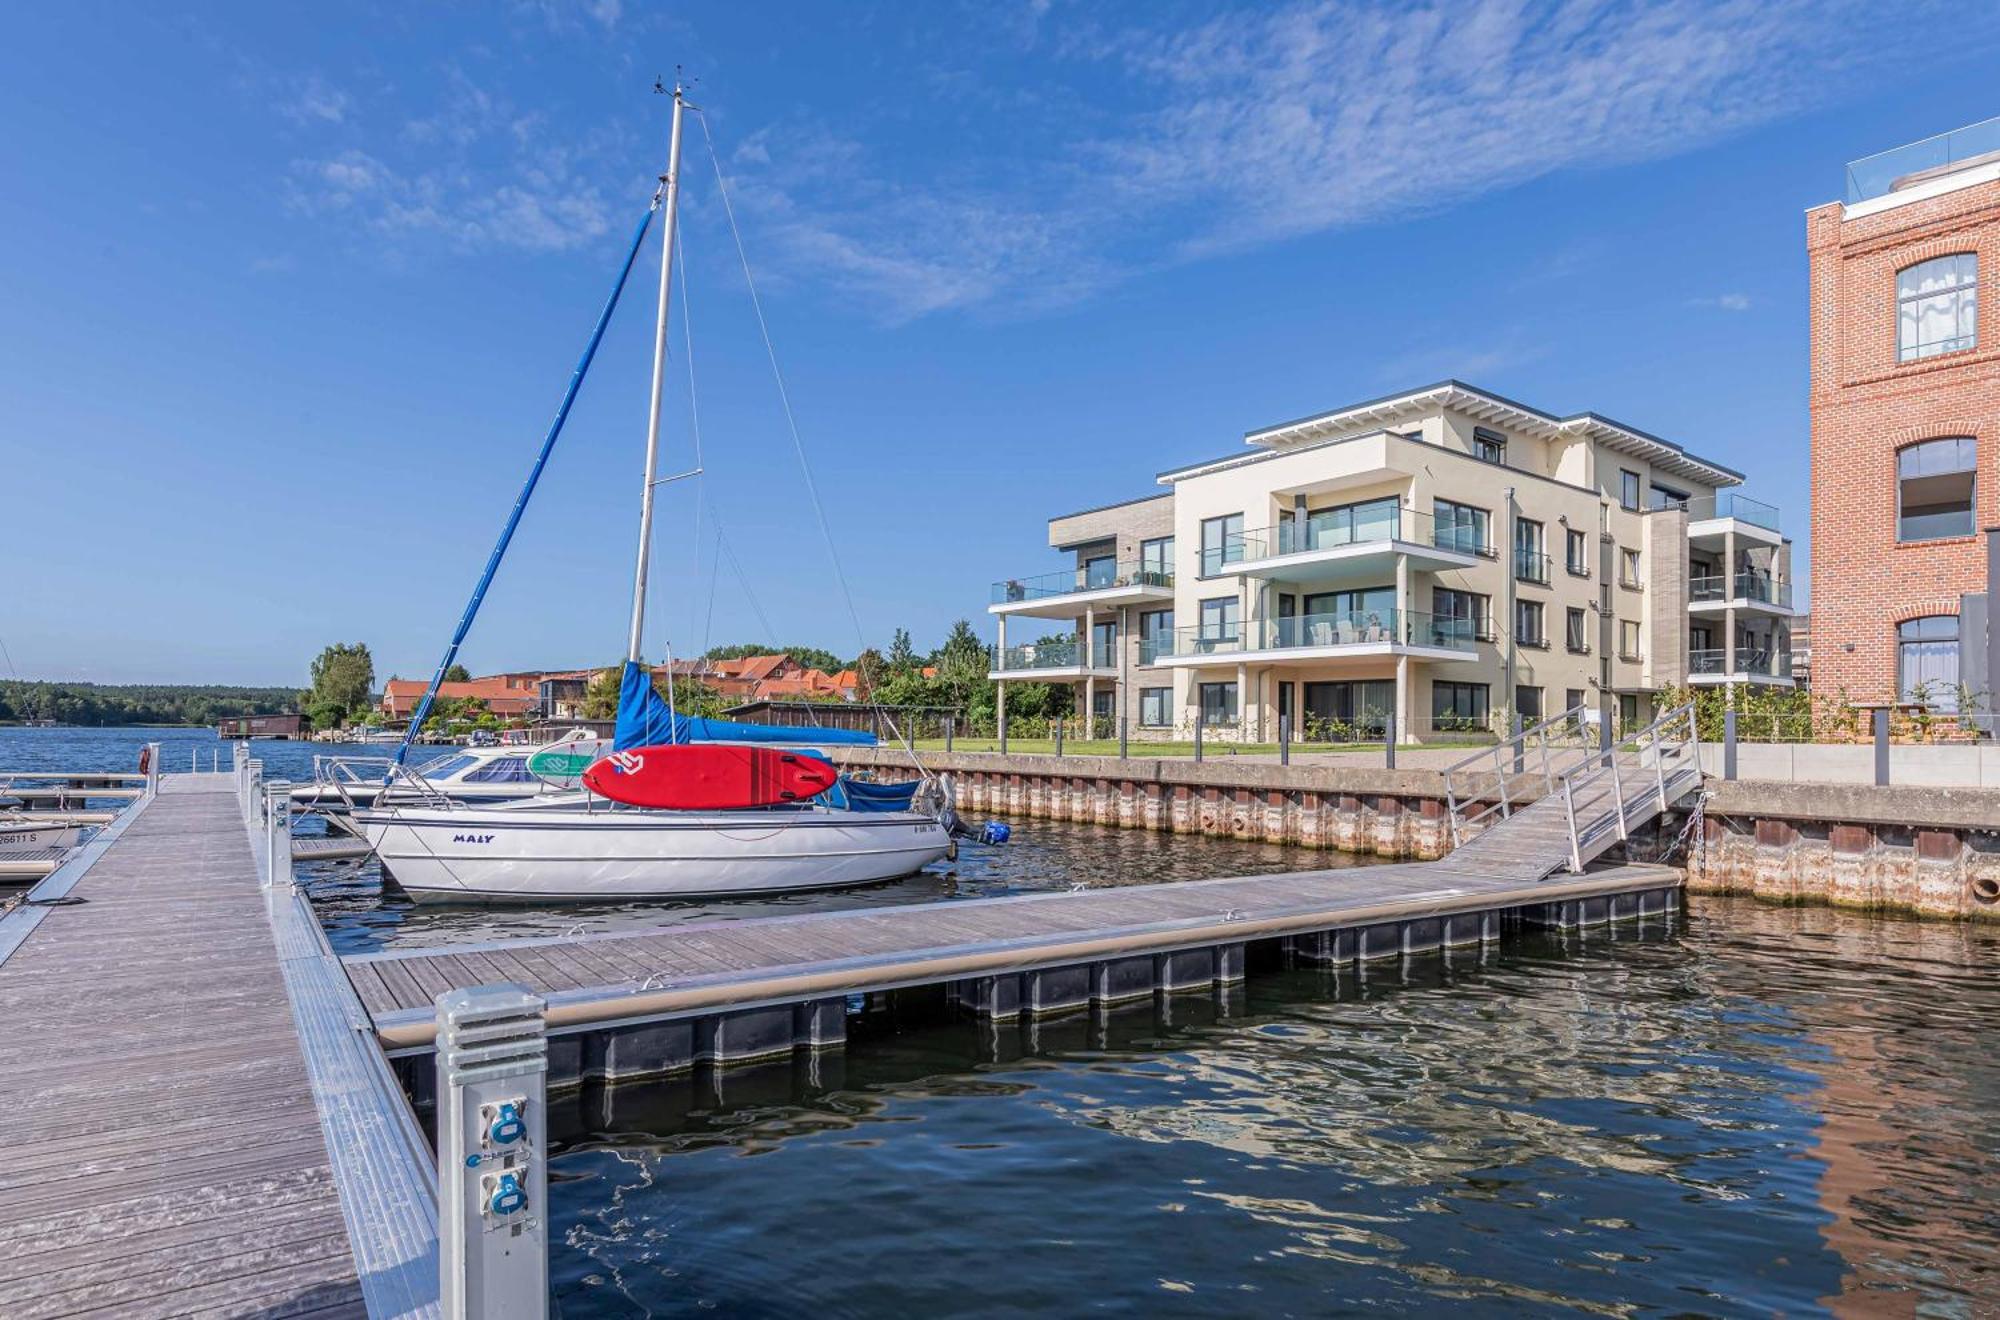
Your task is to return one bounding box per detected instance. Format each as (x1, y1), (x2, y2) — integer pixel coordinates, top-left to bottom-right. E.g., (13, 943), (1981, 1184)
(437, 983), (550, 1320)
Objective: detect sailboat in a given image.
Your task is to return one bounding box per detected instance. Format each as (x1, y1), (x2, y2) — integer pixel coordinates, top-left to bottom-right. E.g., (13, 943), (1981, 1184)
(354, 85), (952, 903)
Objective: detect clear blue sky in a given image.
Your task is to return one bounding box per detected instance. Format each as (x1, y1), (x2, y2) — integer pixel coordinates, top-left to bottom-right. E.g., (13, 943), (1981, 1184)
(5, 2), (1998, 686)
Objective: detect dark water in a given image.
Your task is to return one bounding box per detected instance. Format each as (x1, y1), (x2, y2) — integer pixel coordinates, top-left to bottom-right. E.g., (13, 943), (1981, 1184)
(547, 902), (2000, 1318)
(11, 728), (2000, 1314)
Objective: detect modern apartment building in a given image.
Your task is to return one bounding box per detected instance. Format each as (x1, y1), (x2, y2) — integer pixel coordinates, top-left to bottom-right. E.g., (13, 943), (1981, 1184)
(989, 380), (1795, 742)
(1809, 116), (2000, 721)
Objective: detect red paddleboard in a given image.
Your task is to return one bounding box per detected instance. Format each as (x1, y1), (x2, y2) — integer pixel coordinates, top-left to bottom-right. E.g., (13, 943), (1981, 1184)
(583, 744), (838, 810)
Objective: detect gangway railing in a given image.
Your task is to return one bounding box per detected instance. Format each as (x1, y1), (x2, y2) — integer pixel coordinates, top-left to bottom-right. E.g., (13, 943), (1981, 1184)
(1554, 702), (1699, 874)
(1442, 706), (1597, 848)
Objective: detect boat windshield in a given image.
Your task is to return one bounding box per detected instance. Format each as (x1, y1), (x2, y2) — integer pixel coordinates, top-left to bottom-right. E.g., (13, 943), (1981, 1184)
(418, 753), (480, 779)
(462, 756), (536, 784)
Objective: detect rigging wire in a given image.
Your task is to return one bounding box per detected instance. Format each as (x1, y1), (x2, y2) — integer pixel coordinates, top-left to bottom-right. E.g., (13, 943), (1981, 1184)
(694, 107), (927, 775)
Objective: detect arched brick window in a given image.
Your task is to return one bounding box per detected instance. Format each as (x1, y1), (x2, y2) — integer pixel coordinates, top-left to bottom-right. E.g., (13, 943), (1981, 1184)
(1896, 253), (1978, 361)
(1896, 437), (1976, 540)
(1897, 615), (1960, 709)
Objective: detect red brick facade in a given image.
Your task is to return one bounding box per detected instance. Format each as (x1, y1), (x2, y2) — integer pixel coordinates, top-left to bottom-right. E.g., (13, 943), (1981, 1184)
(1807, 177), (2000, 704)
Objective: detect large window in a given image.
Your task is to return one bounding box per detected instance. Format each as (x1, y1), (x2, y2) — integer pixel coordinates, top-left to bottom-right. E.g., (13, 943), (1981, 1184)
(1139, 536), (1174, 580)
(1898, 615), (1960, 709)
(1619, 470), (1641, 511)
(1565, 527), (1590, 576)
(1089, 620), (1117, 661)
(1514, 518), (1548, 583)
(1516, 600), (1546, 647)
(1198, 596), (1239, 642)
(1082, 554), (1115, 589)
(1200, 514), (1243, 575)
(1566, 607), (1589, 653)
(1897, 254), (1978, 361)
(1198, 681), (1238, 726)
(1434, 499), (1491, 555)
(1431, 681), (1489, 726)
(1303, 495), (1401, 550)
(1620, 547), (1642, 588)
(1433, 587), (1492, 641)
(1516, 685), (1544, 721)
(1138, 608), (1174, 664)
(1474, 426), (1507, 465)
(1619, 619), (1641, 659)
(1897, 437), (1977, 541)
(1139, 687), (1172, 728)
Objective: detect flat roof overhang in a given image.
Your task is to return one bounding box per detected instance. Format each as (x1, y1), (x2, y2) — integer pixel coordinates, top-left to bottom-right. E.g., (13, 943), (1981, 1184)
(1231, 539), (1485, 583)
(988, 582), (1175, 619)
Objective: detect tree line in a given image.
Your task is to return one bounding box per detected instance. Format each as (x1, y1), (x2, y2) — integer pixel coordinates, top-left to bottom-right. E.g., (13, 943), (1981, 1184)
(0, 681), (303, 727)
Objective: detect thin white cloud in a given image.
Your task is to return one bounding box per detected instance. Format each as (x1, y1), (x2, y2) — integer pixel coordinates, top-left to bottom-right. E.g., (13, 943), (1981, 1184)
(1688, 292), (1753, 311)
(727, 0), (1998, 320)
(279, 74), (350, 125)
(287, 70), (622, 255)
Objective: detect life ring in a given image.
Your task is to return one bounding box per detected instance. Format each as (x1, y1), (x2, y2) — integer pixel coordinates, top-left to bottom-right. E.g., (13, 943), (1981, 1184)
(137, 746), (152, 775)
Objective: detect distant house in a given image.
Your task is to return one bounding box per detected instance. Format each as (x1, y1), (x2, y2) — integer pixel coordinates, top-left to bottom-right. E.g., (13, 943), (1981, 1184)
(216, 713), (309, 740)
(378, 677), (540, 721)
(536, 670), (595, 720)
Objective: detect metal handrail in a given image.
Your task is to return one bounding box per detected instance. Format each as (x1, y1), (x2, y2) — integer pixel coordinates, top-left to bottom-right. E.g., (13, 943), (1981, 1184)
(1552, 702), (1698, 872)
(1443, 705), (1595, 846)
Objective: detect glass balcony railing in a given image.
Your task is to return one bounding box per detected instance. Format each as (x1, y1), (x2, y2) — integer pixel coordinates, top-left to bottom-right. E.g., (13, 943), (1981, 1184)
(1690, 573), (1792, 607)
(1513, 549), (1551, 584)
(988, 639), (1113, 672)
(1203, 507), (1494, 573)
(991, 559), (1172, 605)
(1689, 647), (1793, 677)
(1147, 609), (1475, 660)
(1659, 492), (1781, 532)
(1846, 115), (2000, 205)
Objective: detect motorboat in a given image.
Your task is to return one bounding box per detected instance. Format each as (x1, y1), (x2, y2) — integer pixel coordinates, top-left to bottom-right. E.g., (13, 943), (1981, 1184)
(292, 729), (606, 812)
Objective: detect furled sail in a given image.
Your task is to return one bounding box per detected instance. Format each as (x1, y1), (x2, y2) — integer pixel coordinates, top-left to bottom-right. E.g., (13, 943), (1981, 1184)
(612, 660), (880, 751)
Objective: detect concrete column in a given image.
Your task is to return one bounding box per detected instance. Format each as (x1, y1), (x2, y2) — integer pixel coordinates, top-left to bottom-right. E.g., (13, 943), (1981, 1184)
(1396, 655), (1411, 743)
(1083, 605), (1096, 730)
(1724, 604), (1737, 693)
(995, 614), (1007, 741)
(1236, 661), (1249, 742)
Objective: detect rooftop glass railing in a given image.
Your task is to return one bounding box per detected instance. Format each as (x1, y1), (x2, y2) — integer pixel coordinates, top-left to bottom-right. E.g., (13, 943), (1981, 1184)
(988, 639), (1112, 672)
(1663, 492), (1781, 532)
(1207, 507), (1493, 572)
(1846, 115), (2000, 205)
(991, 559), (1172, 605)
(1147, 608), (1476, 660)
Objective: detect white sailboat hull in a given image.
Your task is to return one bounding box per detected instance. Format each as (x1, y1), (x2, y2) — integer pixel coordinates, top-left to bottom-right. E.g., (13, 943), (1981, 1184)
(356, 803), (950, 902)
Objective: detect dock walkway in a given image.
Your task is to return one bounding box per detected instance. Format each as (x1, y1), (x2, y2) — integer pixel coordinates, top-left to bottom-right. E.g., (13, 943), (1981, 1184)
(0, 777), (367, 1318)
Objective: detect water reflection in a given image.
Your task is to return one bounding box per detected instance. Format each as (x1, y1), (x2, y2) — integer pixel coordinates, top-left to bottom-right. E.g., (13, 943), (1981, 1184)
(545, 901), (2000, 1318)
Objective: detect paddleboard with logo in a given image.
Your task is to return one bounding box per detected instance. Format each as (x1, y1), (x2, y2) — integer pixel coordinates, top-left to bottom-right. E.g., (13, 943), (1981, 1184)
(526, 740), (606, 783)
(583, 744), (839, 810)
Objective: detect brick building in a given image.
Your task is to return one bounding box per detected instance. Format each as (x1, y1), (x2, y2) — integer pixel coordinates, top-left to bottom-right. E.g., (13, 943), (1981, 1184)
(1808, 117), (2000, 720)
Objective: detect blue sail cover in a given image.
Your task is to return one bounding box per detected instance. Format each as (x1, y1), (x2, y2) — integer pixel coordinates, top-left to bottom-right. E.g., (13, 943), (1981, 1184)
(823, 776), (922, 812)
(612, 661), (880, 751)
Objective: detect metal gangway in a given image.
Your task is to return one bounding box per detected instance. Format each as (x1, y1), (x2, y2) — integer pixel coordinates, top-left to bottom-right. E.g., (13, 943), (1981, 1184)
(1441, 704), (1701, 880)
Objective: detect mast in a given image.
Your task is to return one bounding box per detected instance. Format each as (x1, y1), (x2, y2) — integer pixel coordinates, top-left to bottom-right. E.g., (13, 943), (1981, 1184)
(626, 81), (687, 663)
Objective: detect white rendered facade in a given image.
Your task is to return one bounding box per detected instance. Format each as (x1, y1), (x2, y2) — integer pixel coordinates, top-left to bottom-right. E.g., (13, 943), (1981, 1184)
(988, 381), (1795, 742)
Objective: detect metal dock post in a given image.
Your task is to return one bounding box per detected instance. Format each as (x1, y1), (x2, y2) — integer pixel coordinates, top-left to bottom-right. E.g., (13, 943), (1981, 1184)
(437, 984), (550, 1320)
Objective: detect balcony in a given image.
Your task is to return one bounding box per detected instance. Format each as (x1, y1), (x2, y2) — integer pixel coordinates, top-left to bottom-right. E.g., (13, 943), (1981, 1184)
(988, 638), (1117, 680)
(1688, 572), (1795, 613)
(1513, 549), (1551, 585)
(1207, 506), (1488, 582)
(990, 558), (1174, 617)
(1146, 608), (1479, 667)
(1846, 115), (2000, 206)
(1688, 647), (1795, 685)
(1660, 492), (1784, 548)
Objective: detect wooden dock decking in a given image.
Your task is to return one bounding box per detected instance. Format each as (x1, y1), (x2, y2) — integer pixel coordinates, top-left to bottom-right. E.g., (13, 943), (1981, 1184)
(349, 858), (1684, 1054)
(0, 778), (402, 1319)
